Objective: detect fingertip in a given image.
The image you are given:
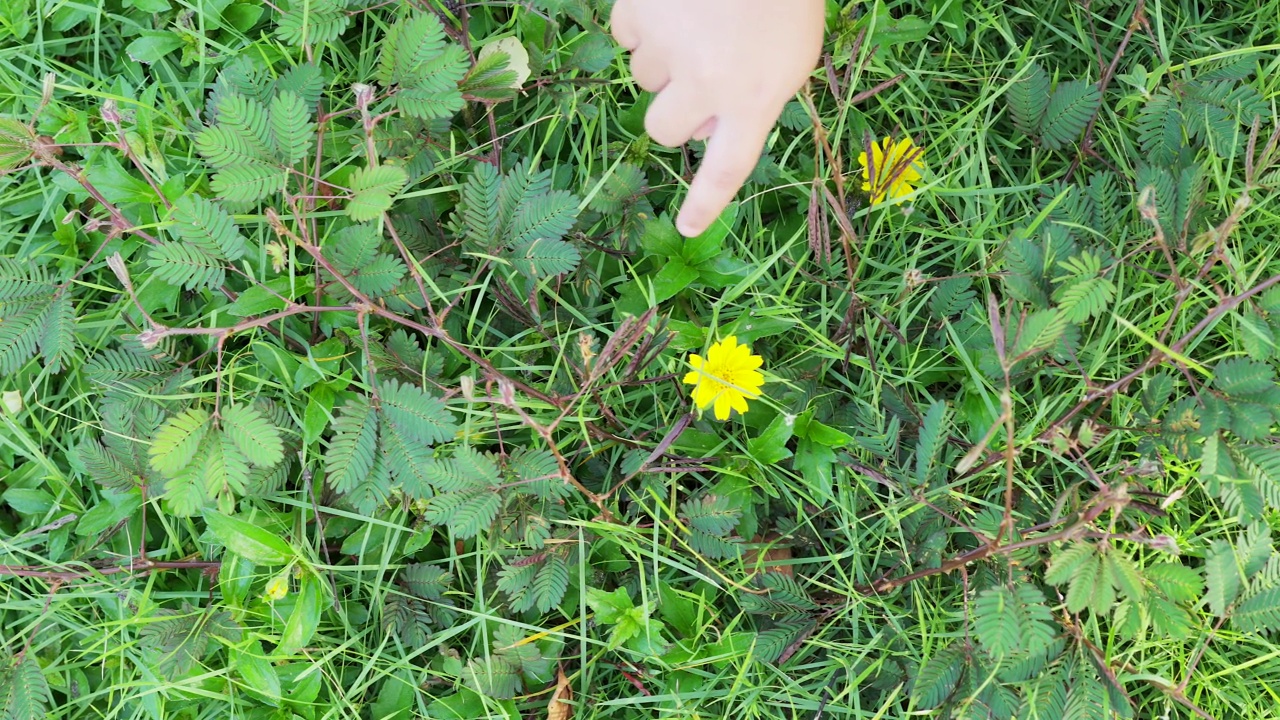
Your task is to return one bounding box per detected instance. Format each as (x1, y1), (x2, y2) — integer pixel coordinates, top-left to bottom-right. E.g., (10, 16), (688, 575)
(678, 118), (767, 238)
(609, 0), (639, 50)
(675, 210), (707, 238)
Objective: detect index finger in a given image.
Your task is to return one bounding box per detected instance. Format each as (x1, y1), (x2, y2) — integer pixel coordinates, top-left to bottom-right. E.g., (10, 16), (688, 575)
(675, 115), (770, 237)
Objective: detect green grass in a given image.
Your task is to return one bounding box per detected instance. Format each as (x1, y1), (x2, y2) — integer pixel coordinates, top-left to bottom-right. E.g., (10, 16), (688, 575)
(4, 0), (1280, 718)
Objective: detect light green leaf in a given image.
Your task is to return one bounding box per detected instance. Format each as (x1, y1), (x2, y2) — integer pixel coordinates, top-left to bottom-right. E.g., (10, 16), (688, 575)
(203, 511), (295, 564)
(220, 403), (284, 468)
(149, 408), (212, 476)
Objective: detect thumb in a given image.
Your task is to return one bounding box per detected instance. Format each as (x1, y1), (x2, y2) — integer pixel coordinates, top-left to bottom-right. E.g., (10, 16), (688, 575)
(675, 115), (769, 237)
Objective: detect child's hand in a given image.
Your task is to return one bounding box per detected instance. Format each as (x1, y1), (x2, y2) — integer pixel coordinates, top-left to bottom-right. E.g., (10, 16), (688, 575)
(611, 0), (824, 236)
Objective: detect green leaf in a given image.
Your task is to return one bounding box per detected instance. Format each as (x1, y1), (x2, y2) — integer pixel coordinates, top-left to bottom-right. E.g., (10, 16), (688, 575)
(147, 242), (226, 291)
(651, 260), (699, 303)
(38, 293), (75, 373)
(915, 400), (950, 485)
(347, 164), (408, 221)
(509, 189), (579, 245)
(532, 554), (570, 613)
(1206, 539), (1244, 616)
(640, 214), (684, 258)
(1137, 89), (1184, 167)
(211, 163), (285, 203)
(125, 31), (184, 64)
(0, 117), (36, 170)
(1040, 80), (1102, 150)
(220, 403), (284, 468)
(402, 564), (452, 600)
(748, 413), (795, 465)
(4, 655), (51, 720)
(585, 586), (634, 625)
(911, 641), (965, 710)
(215, 92), (272, 150)
(204, 511), (295, 564)
(1240, 307), (1275, 361)
(269, 91), (314, 165)
(276, 0), (349, 46)
(973, 584), (1056, 657)
(377, 14), (448, 86)
(396, 84), (466, 121)
(276, 571), (324, 655)
(426, 489), (501, 539)
(1214, 357), (1276, 398)
(568, 31), (615, 73)
(169, 195), (246, 261)
(232, 639), (282, 703)
(681, 495), (741, 536)
(681, 202), (738, 266)
(149, 408), (212, 476)
(1015, 309), (1069, 357)
(1008, 62), (1051, 136)
(378, 379), (458, 446)
(323, 395), (379, 494)
(507, 237), (581, 278)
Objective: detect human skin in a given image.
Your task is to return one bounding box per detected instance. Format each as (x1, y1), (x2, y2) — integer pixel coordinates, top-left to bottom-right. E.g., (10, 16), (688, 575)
(609, 0), (826, 236)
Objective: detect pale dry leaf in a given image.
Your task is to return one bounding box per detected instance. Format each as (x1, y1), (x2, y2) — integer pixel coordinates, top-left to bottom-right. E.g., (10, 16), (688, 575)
(478, 36), (532, 89)
(547, 666), (573, 720)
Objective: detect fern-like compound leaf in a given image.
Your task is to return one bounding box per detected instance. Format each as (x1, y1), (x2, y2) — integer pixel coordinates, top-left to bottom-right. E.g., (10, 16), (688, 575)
(220, 403), (284, 468)
(531, 554), (570, 613)
(1136, 89), (1184, 167)
(457, 162), (503, 250)
(148, 408), (212, 477)
(275, 0), (350, 46)
(507, 238), (581, 278)
(1040, 80), (1102, 150)
(973, 584), (1057, 657)
(378, 379), (458, 446)
(4, 655), (51, 720)
(346, 164), (408, 222)
(911, 641), (966, 710)
(509, 189), (579, 245)
(1008, 61), (1051, 136)
(377, 14), (449, 87)
(323, 395), (379, 494)
(146, 242), (226, 291)
(38, 293), (76, 373)
(269, 91), (315, 165)
(402, 564), (452, 600)
(170, 195), (246, 261)
(211, 162), (285, 204)
(681, 494), (741, 536)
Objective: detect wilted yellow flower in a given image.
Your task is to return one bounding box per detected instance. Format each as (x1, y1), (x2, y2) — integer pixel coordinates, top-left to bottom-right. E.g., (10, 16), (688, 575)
(858, 135), (925, 205)
(683, 336), (765, 421)
(264, 573), (289, 601)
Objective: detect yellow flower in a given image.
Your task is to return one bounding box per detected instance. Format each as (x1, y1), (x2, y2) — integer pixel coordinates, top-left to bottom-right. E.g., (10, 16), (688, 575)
(858, 135), (925, 205)
(683, 336), (765, 421)
(264, 573), (289, 602)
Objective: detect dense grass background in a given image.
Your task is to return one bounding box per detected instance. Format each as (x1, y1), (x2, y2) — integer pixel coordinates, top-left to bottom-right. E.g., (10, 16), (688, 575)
(3, 0), (1280, 718)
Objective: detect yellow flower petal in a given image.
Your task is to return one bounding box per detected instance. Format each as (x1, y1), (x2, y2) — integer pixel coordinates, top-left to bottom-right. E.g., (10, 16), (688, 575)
(713, 394), (733, 421)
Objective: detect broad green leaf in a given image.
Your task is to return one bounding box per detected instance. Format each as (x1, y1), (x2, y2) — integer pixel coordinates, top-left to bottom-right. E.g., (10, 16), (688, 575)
(682, 202), (737, 266)
(125, 31), (184, 64)
(650, 260), (699, 303)
(204, 511), (295, 564)
(748, 413), (795, 464)
(276, 571), (324, 655)
(232, 639), (282, 703)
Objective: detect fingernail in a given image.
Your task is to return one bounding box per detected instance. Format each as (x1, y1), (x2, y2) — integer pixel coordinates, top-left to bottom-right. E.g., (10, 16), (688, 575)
(676, 214), (701, 237)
